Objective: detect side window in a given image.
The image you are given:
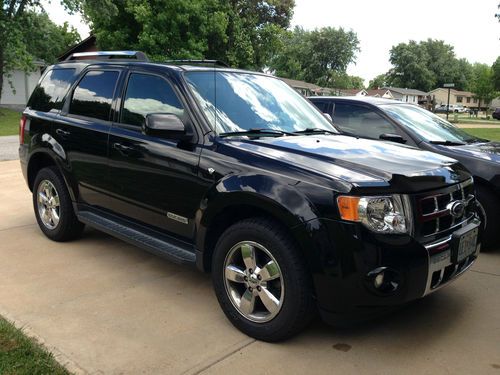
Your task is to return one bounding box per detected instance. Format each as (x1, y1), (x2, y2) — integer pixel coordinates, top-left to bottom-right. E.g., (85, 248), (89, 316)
(121, 73), (184, 127)
(333, 103), (398, 139)
(28, 68), (77, 112)
(69, 70), (119, 121)
(312, 101), (329, 114)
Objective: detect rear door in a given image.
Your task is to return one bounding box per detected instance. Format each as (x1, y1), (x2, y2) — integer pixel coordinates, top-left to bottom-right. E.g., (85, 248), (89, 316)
(106, 70), (205, 240)
(58, 67), (123, 208)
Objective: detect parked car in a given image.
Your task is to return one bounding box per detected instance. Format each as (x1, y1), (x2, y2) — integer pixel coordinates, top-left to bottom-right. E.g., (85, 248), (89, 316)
(493, 108), (500, 120)
(309, 96), (499, 247)
(20, 52), (481, 341)
(434, 104), (467, 113)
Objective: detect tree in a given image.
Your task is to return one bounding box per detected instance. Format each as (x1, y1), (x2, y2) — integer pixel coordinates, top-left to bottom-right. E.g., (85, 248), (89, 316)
(269, 26), (360, 86)
(368, 74), (386, 89)
(492, 56), (500, 91)
(0, 1), (80, 101)
(80, 0), (295, 70)
(470, 63), (498, 113)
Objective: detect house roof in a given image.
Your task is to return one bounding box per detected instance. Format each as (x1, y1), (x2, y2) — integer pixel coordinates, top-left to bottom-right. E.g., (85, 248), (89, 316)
(279, 77), (322, 90)
(58, 35), (97, 61)
(338, 88), (366, 95)
(383, 87), (428, 96)
(428, 88), (474, 96)
(365, 89), (392, 97)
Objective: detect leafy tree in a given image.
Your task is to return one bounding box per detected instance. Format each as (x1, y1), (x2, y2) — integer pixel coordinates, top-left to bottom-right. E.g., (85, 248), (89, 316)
(0, 1), (80, 101)
(470, 63), (498, 113)
(368, 74), (386, 89)
(269, 26), (360, 87)
(327, 72), (364, 89)
(80, 0), (295, 70)
(492, 56), (500, 91)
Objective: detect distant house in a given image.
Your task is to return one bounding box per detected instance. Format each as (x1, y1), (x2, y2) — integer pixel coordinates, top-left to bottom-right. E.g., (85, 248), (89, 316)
(280, 77), (333, 96)
(58, 34), (97, 61)
(338, 88), (367, 96)
(428, 88), (488, 110)
(383, 87), (428, 104)
(365, 89), (394, 99)
(0, 60), (45, 109)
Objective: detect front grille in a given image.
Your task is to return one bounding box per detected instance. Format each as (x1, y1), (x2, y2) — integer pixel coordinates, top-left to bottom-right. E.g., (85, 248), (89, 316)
(415, 179), (475, 240)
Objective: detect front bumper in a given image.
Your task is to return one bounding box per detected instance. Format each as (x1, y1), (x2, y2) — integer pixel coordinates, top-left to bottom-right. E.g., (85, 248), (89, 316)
(293, 216), (481, 325)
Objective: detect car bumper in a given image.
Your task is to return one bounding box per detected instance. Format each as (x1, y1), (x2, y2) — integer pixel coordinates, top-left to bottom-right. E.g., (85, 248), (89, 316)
(293, 216), (481, 325)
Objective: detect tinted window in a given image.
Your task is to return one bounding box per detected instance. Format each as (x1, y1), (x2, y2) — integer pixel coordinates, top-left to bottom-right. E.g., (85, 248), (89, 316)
(312, 101), (329, 113)
(121, 73), (184, 127)
(28, 68), (76, 112)
(333, 103), (397, 139)
(69, 70), (119, 121)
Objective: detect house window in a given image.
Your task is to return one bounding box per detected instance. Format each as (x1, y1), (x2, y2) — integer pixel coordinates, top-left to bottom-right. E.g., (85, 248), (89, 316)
(457, 96), (463, 103)
(466, 97), (471, 103)
(473, 98), (478, 103)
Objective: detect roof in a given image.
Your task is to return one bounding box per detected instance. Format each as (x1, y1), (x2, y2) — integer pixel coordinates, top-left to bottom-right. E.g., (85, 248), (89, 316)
(365, 89), (392, 97)
(309, 95), (403, 106)
(338, 88), (366, 95)
(428, 88), (474, 96)
(279, 77), (322, 90)
(383, 87), (428, 96)
(58, 35), (97, 61)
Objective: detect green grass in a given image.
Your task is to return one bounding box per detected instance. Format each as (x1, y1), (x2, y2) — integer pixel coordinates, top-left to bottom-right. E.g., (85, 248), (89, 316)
(0, 108), (21, 136)
(0, 316), (69, 375)
(463, 128), (500, 141)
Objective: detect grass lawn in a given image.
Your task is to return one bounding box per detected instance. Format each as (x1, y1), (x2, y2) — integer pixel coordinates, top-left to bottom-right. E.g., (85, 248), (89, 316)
(463, 128), (500, 141)
(0, 316), (69, 375)
(0, 107), (21, 136)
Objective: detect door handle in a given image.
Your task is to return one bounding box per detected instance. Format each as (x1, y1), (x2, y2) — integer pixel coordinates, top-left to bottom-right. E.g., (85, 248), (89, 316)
(113, 142), (136, 154)
(56, 128), (70, 137)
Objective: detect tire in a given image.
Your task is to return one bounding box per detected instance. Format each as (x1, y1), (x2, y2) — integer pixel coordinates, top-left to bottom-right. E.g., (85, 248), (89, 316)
(212, 218), (315, 342)
(476, 184), (500, 249)
(33, 166), (84, 242)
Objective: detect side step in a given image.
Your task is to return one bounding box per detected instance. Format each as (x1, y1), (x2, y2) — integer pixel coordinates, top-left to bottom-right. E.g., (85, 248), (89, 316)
(77, 211), (196, 265)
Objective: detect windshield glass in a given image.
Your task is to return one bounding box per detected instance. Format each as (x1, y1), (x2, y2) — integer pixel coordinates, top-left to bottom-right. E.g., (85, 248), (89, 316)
(184, 71), (337, 134)
(382, 104), (480, 143)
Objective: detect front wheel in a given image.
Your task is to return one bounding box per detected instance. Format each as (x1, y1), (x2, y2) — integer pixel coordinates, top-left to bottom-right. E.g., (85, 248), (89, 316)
(212, 218), (315, 342)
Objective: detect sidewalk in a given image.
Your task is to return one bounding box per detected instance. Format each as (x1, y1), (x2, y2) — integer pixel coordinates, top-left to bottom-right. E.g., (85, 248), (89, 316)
(0, 135), (19, 161)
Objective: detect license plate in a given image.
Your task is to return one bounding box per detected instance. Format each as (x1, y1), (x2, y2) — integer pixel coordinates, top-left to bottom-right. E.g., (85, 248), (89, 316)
(452, 226), (478, 263)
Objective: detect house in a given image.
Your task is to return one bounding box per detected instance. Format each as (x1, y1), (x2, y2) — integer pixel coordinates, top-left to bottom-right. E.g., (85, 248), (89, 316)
(279, 77), (333, 96)
(0, 60), (45, 109)
(338, 88), (367, 96)
(428, 88), (488, 110)
(383, 87), (428, 104)
(365, 89), (394, 99)
(58, 34), (97, 61)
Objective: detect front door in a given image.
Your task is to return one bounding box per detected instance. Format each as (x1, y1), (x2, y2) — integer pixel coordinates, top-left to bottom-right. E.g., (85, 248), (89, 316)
(106, 71), (205, 240)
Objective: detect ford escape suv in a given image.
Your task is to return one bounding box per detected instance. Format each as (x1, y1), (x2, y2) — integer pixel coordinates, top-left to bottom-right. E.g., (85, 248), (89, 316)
(20, 51), (481, 341)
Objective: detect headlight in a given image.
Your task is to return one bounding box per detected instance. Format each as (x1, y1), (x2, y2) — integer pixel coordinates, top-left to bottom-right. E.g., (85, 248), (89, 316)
(337, 195), (413, 234)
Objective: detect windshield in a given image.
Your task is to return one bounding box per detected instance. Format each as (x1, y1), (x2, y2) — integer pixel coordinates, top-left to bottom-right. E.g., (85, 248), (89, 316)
(184, 71), (338, 135)
(382, 104), (480, 144)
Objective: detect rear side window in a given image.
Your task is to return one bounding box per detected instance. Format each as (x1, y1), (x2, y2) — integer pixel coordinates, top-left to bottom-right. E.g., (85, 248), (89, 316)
(121, 73), (184, 127)
(69, 70), (119, 121)
(312, 101), (329, 113)
(28, 68), (76, 112)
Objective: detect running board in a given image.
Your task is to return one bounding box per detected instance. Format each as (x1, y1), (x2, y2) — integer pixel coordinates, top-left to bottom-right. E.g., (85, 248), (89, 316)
(77, 211), (196, 265)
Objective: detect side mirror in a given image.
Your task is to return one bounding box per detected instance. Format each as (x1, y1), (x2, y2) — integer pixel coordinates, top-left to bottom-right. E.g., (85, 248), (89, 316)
(144, 113), (192, 141)
(379, 133), (407, 144)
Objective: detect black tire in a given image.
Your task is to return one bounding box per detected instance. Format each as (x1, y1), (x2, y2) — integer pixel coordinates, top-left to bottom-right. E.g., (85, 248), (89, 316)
(212, 218), (315, 342)
(476, 184), (500, 249)
(33, 166), (84, 242)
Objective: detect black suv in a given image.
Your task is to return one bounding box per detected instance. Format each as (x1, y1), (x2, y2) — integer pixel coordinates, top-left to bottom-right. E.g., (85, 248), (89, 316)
(20, 51), (481, 341)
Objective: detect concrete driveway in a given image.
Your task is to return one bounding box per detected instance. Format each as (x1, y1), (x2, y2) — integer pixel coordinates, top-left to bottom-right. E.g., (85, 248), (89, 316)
(0, 135), (19, 161)
(0, 159), (499, 375)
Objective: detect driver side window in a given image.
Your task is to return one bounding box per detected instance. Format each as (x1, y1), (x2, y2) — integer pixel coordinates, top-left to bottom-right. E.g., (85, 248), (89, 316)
(333, 103), (398, 139)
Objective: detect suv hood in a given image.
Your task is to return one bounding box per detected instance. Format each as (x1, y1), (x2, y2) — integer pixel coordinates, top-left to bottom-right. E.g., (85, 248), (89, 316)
(432, 141), (500, 164)
(225, 134), (469, 191)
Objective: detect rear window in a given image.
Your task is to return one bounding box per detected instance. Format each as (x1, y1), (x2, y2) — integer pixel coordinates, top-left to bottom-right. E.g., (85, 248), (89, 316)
(69, 70), (119, 121)
(28, 68), (76, 112)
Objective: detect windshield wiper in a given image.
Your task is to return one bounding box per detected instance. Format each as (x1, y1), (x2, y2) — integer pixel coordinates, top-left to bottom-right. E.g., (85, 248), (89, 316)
(429, 140), (466, 146)
(293, 128), (338, 135)
(219, 128), (297, 138)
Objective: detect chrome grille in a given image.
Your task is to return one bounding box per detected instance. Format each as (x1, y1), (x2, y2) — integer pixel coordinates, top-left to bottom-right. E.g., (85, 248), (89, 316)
(417, 179), (475, 238)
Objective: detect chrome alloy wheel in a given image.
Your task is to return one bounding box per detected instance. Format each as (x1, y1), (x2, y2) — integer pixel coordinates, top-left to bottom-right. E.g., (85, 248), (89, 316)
(223, 241), (284, 323)
(37, 180), (60, 230)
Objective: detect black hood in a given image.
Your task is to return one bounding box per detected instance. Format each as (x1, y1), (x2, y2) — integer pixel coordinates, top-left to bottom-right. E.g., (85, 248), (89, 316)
(223, 134), (470, 192)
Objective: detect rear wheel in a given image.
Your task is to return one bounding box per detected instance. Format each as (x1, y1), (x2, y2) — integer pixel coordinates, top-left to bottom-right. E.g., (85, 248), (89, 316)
(33, 167), (84, 241)
(476, 184), (500, 249)
(212, 218), (315, 341)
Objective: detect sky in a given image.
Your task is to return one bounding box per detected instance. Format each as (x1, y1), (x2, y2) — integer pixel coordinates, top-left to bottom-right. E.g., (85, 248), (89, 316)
(45, 0), (499, 85)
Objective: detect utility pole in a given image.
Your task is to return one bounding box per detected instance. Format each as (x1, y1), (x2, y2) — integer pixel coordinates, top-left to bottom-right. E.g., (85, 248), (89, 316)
(443, 83), (454, 120)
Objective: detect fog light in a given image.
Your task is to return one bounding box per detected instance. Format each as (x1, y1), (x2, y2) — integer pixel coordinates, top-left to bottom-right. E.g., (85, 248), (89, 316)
(374, 272), (385, 288)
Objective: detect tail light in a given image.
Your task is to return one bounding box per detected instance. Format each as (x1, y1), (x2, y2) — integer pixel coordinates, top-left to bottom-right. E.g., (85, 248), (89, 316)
(19, 115), (27, 144)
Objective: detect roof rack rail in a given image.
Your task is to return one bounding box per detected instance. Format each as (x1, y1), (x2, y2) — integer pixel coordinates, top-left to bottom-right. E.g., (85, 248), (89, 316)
(65, 51), (149, 62)
(164, 59), (230, 68)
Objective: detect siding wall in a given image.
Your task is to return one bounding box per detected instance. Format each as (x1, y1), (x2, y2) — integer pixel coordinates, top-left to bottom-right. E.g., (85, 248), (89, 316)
(1, 68), (42, 106)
